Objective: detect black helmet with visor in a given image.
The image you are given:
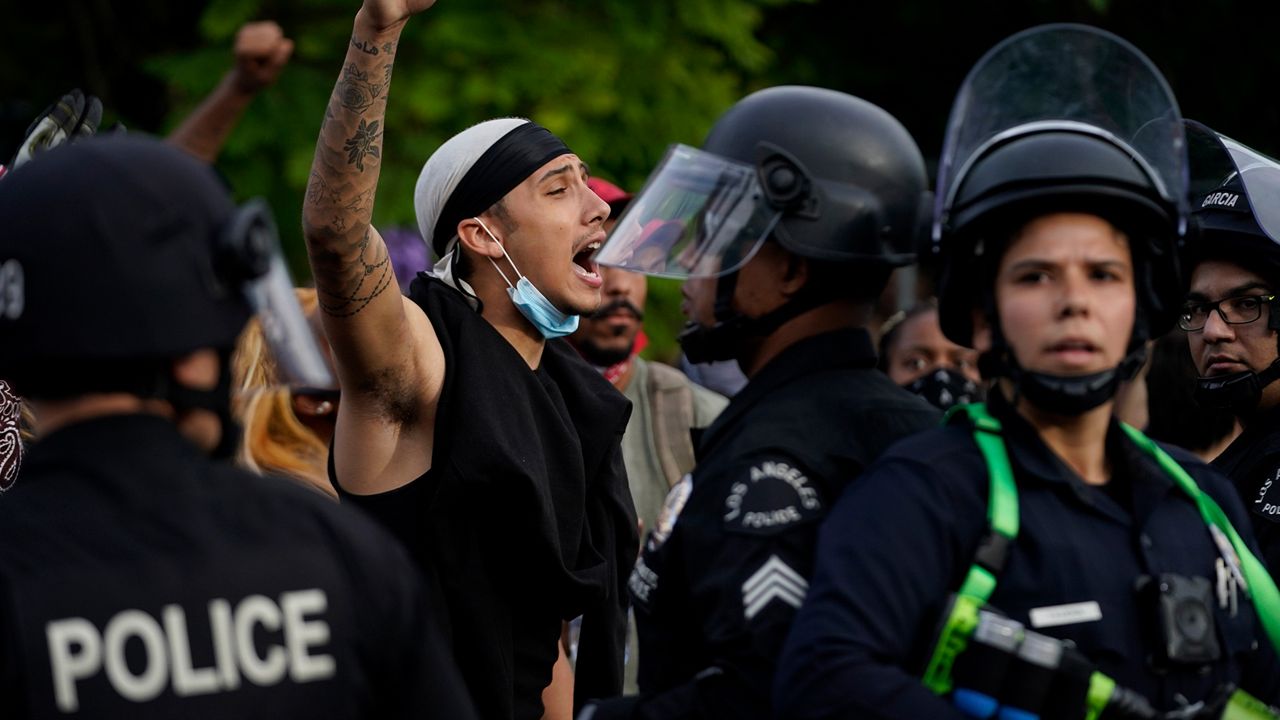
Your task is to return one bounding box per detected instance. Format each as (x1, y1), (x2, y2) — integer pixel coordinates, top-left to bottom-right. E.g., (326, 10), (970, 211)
(1183, 121), (1280, 415)
(594, 85), (931, 362)
(0, 135), (334, 455)
(932, 24), (1188, 415)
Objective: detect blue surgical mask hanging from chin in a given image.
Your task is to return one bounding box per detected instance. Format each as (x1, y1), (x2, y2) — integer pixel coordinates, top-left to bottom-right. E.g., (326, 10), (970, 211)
(473, 217), (580, 339)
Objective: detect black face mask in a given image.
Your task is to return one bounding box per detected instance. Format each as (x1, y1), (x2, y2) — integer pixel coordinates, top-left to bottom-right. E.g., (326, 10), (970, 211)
(1017, 365), (1129, 416)
(1195, 359), (1280, 418)
(679, 316), (749, 364)
(903, 368), (983, 411)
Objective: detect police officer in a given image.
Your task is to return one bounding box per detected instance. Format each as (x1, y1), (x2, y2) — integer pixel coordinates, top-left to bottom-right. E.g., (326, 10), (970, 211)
(776, 25), (1280, 719)
(1182, 121), (1280, 577)
(582, 85), (942, 719)
(0, 135), (476, 719)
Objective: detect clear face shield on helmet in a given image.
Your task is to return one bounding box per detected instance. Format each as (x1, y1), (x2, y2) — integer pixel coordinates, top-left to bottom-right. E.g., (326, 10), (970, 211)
(932, 23), (1189, 247)
(592, 144), (783, 279)
(933, 23), (1189, 416)
(1186, 123), (1280, 244)
(1222, 141), (1280, 241)
(233, 200), (337, 392)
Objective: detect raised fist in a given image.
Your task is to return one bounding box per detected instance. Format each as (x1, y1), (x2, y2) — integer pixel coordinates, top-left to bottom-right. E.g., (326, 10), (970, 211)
(232, 21), (295, 94)
(358, 0), (439, 34)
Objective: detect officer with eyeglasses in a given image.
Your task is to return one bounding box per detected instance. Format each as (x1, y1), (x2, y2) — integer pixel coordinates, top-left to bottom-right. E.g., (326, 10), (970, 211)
(1182, 120), (1280, 577)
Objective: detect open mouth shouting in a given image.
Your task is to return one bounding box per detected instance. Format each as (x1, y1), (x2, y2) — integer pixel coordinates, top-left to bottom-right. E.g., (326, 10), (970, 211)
(573, 232), (604, 287)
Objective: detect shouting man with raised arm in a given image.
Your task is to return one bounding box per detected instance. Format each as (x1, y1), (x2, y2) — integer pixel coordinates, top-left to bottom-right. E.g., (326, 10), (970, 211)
(301, 2), (638, 719)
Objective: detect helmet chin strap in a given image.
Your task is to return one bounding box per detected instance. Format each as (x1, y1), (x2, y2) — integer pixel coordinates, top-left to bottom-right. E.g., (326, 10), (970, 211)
(162, 349), (239, 460)
(1195, 359), (1280, 418)
(978, 312), (1148, 417)
(678, 268), (833, 364)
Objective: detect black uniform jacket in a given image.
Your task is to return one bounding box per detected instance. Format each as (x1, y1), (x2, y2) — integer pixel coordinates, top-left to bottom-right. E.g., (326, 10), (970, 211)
(776, 391), (1280, 720)
(0, 414), (475, 720)
(335, 276), (638, 720)
(1212, 405), (1280, 577)
(613, 328), (940, 719)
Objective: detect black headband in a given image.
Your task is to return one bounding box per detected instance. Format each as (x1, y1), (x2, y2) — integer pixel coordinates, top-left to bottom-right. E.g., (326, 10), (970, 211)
(433, 122), (572, 255)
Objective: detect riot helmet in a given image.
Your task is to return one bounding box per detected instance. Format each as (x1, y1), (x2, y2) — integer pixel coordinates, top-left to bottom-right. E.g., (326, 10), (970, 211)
(0, 135), (329, 455)
(1183, 121), (1280, 415)
(595, 85), (931, 362)
(932, 24), (1188, 415)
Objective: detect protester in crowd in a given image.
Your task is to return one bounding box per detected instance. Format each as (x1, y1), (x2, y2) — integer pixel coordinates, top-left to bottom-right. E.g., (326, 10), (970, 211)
(166, 20), (293, 164)
(0, 134), (476, 718)
(300, 1), (637, 717)
(581, 85), (941, 719)
(878, 299), (983, 411)
(232, 287), (340, 498)
(1182, 120), (1280, 577)
(6, 20), (290, 174)
(776, 25), (1280, 719)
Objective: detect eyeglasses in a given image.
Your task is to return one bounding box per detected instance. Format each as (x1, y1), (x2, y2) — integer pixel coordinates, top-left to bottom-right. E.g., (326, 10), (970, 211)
(1178, 294), (1277, 331)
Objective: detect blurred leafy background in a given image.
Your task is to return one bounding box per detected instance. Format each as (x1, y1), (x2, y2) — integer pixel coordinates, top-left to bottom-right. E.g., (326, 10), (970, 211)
(2, 0), (1276, 361)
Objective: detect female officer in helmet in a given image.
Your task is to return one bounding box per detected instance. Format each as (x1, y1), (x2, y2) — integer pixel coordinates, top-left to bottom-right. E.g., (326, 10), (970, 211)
(775, 24), (1280, 720)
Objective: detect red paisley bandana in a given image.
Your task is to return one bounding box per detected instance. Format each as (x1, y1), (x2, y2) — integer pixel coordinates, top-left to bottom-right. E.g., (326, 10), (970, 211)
(602, 331), (649, 386)
(0, 380), (22, 491)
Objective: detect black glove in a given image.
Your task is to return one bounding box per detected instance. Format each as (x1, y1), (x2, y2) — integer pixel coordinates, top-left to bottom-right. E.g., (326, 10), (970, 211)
(8, 88), (103, 170)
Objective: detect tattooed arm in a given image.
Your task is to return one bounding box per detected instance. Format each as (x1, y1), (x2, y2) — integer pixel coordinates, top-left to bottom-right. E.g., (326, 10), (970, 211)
(302, 1), (441, 495)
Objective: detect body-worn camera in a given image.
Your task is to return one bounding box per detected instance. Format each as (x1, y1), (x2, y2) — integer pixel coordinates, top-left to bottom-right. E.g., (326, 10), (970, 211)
(1135, 573), (1221, 666)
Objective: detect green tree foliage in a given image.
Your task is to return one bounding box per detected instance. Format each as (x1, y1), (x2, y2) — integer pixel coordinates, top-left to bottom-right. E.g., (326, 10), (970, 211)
(146, 0), (811, 360)
(99, 0), (1280, 361)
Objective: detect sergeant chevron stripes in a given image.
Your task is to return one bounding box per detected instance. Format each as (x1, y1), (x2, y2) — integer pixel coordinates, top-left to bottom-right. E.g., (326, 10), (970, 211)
(742, 555), (808, 620)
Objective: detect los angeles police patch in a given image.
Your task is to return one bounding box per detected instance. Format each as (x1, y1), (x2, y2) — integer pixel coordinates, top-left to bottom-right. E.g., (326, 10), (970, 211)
(723, 458), (822, 536)
(1252, 466), (1280, 523)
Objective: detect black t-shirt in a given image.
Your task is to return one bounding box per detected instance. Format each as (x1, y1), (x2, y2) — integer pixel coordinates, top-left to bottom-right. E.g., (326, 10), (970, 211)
(334, 276), (637, 720)
(0, 413), (475, 719)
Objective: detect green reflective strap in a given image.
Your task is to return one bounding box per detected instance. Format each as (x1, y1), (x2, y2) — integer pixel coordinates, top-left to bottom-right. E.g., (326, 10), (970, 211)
(922, 593), (983, 695)
(1222, 689), (1280, 720)
(1120, 423), (1280, 658)
(964, 404), (1020, 543)
(924, 404), (1020, 696)
(958, 565), (997, 602)
(1084, 672), (1115, 720)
